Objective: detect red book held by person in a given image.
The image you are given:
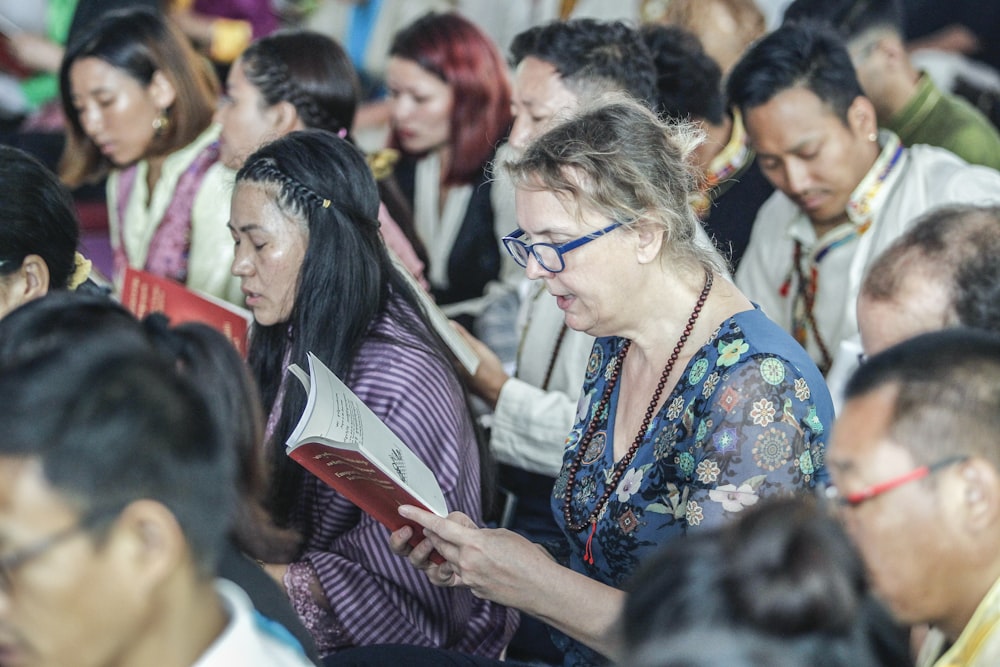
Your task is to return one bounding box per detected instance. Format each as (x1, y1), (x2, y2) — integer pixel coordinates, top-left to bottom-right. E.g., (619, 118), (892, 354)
(120, 267), (252, 356)
(285, 352), (447, 564)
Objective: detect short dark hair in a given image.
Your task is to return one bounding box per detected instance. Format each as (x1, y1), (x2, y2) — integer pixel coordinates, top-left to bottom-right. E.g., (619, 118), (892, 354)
(59, 8), (219, 187)
(861, 204), (1000, 333)
(0, 292), (141, 366)
(0, 146), (80, 289)
(727, 21), (865, 123)
(621, 496), (884, 666)
(782, 0), (904, 41)
(239, 30), (360, 136)
(0, 339), (235, 574)
(509, 18), (657, 106)
(640, 24), (725, 125)
(845, 329), (1000, 469)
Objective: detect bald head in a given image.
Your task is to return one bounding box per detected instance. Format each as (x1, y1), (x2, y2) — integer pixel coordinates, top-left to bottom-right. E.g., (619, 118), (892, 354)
(858, 204), (1000, 355)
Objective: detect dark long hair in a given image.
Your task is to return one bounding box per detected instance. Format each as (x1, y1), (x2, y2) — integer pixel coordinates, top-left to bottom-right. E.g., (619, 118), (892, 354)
(239, 29), (427, 268)
(238, 130), (493, 523)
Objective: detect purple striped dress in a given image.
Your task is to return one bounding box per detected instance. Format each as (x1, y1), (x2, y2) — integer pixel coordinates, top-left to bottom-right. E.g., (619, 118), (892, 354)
(283, 302), (518, 656)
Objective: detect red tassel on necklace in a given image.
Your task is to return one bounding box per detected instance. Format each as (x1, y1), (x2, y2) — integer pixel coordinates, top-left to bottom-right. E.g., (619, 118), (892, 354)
(583, 520), (597, 565)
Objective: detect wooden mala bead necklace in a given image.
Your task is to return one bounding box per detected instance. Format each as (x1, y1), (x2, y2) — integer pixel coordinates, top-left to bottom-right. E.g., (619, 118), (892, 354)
(562, 271), (714, 564)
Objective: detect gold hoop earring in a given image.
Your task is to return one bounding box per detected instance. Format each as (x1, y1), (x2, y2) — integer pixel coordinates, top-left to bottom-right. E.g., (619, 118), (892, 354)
(152, 109), (170, 136)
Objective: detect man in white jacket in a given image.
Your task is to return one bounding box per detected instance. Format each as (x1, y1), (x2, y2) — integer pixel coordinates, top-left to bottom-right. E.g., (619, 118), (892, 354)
(727, 21), (1000, 376)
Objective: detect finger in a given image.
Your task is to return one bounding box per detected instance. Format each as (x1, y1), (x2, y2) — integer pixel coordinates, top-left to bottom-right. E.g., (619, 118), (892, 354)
(399, 506), (476, 543)
(388, 525), (414, 556)
(407, 534), (440, 569)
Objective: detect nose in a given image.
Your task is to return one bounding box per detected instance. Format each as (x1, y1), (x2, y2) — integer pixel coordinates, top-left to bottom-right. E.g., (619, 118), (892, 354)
(509, 114), (532, 153)
(231, 243), (253, 278)
(524, 252), (552, 280)
(390, 95), (411, 125)
(784, 158), (812, 196)
(213, 100), (227, 126)
(77, 102), (102, 137)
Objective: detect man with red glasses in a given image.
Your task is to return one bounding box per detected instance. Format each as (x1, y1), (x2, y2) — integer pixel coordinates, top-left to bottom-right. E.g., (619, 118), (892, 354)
(828, 328), (1000, 666)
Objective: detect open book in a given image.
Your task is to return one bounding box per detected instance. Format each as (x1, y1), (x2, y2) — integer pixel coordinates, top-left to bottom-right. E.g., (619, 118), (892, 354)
(286, 352), (447, 563)
(120, 267), (252, 357)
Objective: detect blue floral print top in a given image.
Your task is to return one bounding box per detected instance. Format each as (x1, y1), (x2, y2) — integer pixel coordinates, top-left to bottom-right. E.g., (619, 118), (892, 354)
(549, 307), (833, 666)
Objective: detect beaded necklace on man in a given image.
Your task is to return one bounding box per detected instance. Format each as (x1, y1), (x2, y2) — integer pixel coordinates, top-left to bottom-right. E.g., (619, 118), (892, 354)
(562, 271), (714, 564)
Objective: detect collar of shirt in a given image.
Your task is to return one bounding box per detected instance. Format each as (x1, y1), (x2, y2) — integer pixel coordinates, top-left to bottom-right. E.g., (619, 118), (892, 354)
(787, 130), (906, 259)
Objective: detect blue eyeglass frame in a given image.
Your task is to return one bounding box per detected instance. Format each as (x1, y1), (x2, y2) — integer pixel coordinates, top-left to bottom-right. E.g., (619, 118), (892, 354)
(502, 220), (623, 273)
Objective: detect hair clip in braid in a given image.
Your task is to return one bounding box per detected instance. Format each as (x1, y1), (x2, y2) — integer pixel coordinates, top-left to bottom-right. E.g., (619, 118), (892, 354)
(322, 199), (331, 208)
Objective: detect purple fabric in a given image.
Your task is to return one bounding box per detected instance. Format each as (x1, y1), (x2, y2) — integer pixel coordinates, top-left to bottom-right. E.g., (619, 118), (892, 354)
(193, 0), (279, 38)
(285, 302), (518, 657)
(113, 141), (220, 284)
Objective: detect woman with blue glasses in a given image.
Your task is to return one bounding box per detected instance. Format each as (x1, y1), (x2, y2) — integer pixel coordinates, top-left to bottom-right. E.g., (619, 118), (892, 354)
(331, 98), (836, 667)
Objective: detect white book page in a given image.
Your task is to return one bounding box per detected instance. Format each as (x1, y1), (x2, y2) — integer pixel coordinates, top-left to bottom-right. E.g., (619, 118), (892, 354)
(287, 353), (448, 515)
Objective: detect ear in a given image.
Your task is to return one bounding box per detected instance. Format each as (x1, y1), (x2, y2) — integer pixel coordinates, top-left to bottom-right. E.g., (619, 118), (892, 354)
(633, 218), (665, 265)
(148, 70), (177, 111)
(956, 458), (1000, 534)
(21, 254), (50, 297)
(846, 95), (878, 139)
(268, 100), (306, 137)
(110, 499), (188, 596)
(873, 34), (906, 65)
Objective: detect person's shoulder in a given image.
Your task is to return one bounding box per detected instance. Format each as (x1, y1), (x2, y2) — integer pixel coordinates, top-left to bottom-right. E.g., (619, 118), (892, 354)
(355, 310), (454, 388)
(727, 309), (826, 381)
(893, 142), (1000, 207)
(205, 579), (316, 667)
(905, 142), (1000, 184)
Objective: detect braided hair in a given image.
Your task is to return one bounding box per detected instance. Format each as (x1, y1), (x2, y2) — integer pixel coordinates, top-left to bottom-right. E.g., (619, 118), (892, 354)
(240, 30), (360, 137)
(238, 29), (428, 269)
(236, 130), (494, 524)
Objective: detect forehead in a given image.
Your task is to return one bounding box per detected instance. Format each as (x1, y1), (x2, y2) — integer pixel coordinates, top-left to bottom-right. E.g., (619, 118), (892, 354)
(386, 56), (450, 91)
(829, 384), (910, 472)
(226, 58), (253, 90)
(514, 183), (610, 238)
(230, 181), (305, 231)
(744, 86), (845, 152)
(0, 458), (79, 540)
(514, 57), (578, 107)
(69, 57), (141, 92)
(857, 279), (954, 356)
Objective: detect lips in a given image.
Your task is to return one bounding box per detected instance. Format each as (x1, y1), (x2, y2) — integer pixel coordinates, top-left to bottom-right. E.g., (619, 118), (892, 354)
(241, 288), (262, 307)
(794, 191), (827, 212)
(554, 294), (574, 311)
(396, 128), (417, 144)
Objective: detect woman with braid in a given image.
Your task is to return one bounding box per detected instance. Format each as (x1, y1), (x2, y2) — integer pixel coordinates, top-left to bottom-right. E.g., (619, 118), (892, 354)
(215, 29), (428, 286)
(228, 129), (517, 657)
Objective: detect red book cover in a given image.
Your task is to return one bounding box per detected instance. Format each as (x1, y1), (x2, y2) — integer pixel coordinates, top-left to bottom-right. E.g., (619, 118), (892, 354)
(120, 267), (251, 357)
(286, 353), (448, 564)
(288, 444), (445, 563)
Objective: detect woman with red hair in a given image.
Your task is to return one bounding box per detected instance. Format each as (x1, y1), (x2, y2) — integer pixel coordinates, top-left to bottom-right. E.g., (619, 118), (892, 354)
(386, 12), (514, 328)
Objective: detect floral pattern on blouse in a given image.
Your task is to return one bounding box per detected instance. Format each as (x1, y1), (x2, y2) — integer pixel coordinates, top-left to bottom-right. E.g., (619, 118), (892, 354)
(548, 307), (833, 667)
